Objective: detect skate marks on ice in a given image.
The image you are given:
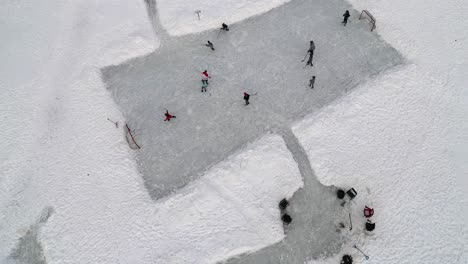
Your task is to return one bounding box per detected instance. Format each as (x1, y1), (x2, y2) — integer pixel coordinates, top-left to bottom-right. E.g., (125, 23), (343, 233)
(102, 0), (403, 200)
(219, 128), (345, 264)
(6, 207), (54, 264)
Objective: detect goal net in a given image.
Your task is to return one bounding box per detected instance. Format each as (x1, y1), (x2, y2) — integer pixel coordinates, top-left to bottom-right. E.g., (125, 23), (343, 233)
(359, 10), (376, 31)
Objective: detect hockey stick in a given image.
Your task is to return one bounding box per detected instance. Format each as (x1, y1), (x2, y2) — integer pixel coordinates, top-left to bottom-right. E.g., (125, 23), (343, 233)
(353, 245), (370, 260)
(216, 29), (222, 39)
(348, 213), (353, 230)
(107, 118), (118, 128)
(301, 52), (308, 62)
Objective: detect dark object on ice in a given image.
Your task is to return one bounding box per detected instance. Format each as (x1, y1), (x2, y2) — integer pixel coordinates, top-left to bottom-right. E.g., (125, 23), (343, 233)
(363, 206), (374, 218)
(309, 76), (316, 89)
(354, 244), (370, 260)
(281, 214), (292, 224)
(348, 212), (352, 230)
(337, 189), (345, 199)
(341, 254), (353, 264)
(342, 10), (350, 26)
(306, 41), (315, 66)
(365, 220), (375, 232)
(205, 40), (215, 51)
(346, 188), (357, 200)
(339, 222), (345, 228)
(279, 198), (289, 210)
(243, 92), (250, 105)
(164, 110), (176, 121)
(221, 23), (229, 31)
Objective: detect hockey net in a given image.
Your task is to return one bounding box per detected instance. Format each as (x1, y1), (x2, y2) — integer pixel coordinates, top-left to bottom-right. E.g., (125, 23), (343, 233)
(359, 10), (376, 31)
(125, 124), (141, 150)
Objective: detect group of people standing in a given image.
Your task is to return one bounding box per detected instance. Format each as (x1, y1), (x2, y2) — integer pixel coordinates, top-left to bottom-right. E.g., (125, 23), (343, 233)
(165, 11), (352, 121)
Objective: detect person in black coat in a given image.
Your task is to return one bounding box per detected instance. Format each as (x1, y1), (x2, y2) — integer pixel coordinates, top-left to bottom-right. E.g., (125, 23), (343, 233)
(342, 10), (350, 26)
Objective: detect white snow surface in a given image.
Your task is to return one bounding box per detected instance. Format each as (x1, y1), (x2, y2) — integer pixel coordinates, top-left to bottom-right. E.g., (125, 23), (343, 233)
(291, 0), (468, 263)
(41, 134), (302, 264)
(2, 0), (467, 263)
(156, 0), (291, 36)
(0, 1), (306, 263)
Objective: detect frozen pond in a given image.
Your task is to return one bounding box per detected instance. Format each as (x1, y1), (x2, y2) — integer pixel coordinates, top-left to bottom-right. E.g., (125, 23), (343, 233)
(102, 0), (403, 200)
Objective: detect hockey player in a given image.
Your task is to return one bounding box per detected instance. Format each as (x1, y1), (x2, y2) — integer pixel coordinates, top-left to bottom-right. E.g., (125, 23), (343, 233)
(342, 10), (350, 26)
(306, 41), (315, 66)
(164, 110), (176, 121)
(309, 76), (316, 89)
(221, 23), (229, 31)
(243, 92), (250, 105)
(202, 70), (211, 85)
(205, 40), (215, 51)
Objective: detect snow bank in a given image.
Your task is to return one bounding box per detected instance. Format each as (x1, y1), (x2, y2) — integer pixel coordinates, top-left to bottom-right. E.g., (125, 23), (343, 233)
(156, 0), (291, 36)
(292, 0), (468, 262)
(41, 134), (302, 264)
(0, 0), (156, 259)
(1, 0), (305, 263)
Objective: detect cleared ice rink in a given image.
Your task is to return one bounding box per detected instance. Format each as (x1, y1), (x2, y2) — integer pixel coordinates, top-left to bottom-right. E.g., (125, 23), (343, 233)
(103, 0), (402, 200)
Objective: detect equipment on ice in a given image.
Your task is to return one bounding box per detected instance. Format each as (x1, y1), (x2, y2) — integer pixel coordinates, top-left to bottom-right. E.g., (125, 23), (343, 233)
(279, 198), (289, 210)
(365, 219), (375, 232)
(281, 214), (292, 224)
(363, 206), (374, 218)
(353, 244), (370, 260)
(341, 255), (353, 264)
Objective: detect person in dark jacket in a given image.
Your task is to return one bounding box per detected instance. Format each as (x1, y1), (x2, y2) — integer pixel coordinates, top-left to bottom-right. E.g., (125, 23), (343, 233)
(342, 10), (350, 26)
(243, 92), (250, 105)
(205, 40), (215, 51)
(309, 76), (316, 88)
(221, 23), (229, 31)
(306, 41), (316, 66)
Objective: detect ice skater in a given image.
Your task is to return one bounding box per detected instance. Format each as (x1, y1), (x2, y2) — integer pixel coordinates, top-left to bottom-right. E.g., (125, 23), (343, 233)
(202, 70), (211, 85)
(304, 41), (315, 66)
(221, 23), (229, 31)
(243, 92), (250, 105)
(201, 81), (208, 92)
(164, 110), (176, 121)
(342, 10), (350, 26)
(205, 40), (215, 51)
(309, 76), (316, 89)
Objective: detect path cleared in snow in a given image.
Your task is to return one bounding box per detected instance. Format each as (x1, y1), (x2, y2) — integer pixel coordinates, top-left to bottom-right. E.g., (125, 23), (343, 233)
(102, 0), (403, 200)
(221, 127), (346, 263)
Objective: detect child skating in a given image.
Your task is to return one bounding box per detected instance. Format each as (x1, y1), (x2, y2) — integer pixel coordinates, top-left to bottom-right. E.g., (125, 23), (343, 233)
(164, 110), (176, 121)
(309, 76), (316, 89)
(202, 70), (211, 86)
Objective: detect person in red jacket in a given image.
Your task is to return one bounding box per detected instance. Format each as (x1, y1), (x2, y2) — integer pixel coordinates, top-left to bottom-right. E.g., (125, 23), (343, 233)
(202, 70), (211, 85)
(164, 110), (176, 121)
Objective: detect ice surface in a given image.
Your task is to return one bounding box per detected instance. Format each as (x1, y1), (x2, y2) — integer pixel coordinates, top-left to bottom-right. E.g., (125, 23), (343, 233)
(103, 0), (403, 200)
(220, 128), (346, 263)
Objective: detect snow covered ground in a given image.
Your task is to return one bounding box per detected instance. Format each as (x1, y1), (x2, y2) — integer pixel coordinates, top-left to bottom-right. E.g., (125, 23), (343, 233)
(1, 0), (467, 263)
(292, 0), (468, 263)
(156, 0), (293, 36)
